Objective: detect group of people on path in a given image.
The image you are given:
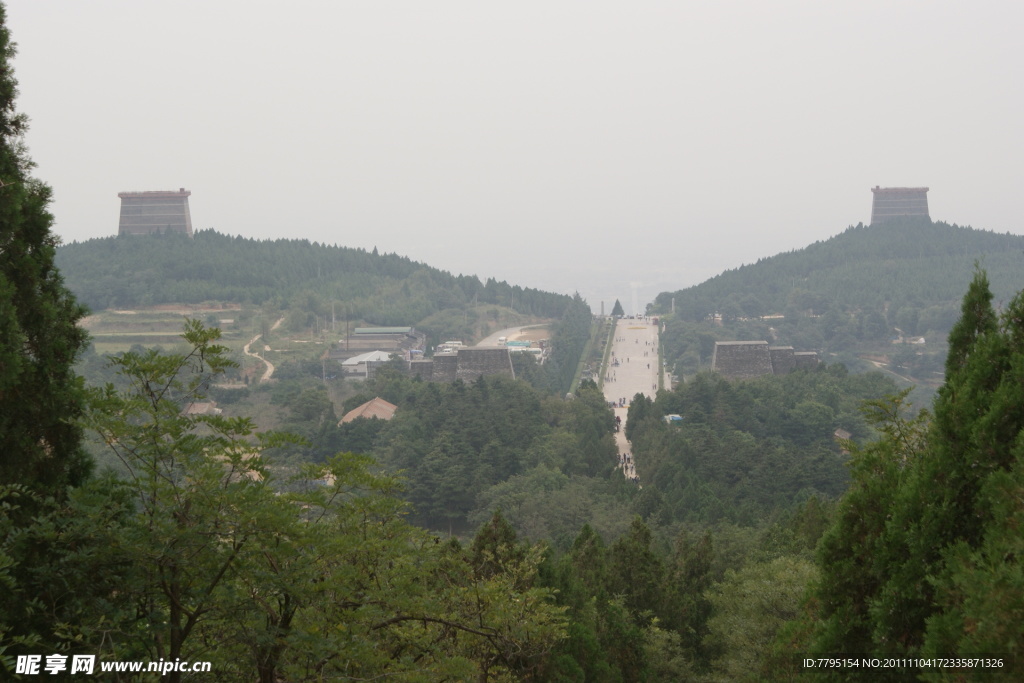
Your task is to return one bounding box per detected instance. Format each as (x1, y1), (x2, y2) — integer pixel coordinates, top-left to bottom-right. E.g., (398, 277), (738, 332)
(606, 317), (662, 487)
(618, 451), (638, 482)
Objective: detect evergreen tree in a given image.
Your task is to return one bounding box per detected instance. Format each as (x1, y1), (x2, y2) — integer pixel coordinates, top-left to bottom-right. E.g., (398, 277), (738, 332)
(1, 7), (93, 667)
(870, 270), (1006, 651)
(909, 280), (1024, 665)
(607, 518), (665, 620)
(611, 298), (625, 317)
(806, 390), (929, 666)
(0, 1), (91, 495)
(706, 555), (817, 680)
(800, 271), (1024, 676)
(665, 529), (714, 657)
(939, 266), (997, 376)
(470, 509), (528, 582)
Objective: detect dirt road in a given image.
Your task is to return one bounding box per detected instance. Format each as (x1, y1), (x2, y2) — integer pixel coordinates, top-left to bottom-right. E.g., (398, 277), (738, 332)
(242, 317), (285, 382)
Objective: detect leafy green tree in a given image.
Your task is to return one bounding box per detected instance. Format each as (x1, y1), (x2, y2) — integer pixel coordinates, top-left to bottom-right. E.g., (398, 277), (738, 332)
(0, 474), (136, 672)
(470, 509), (529, 581)
(470, 467), (633, 547)
(664, 529), (715, 658)
(625, 392), (655, 441)
(263, 455), (566, 682)
(642, 620), (696, 682)
(549, 294), (594, 393)
(70, 322), (568, 681)
(785, 400), (835, 445)
(541, 525), (652, 682)
(367, 370), (610, 534)
(607, 518), (665, 622)
(705, 555), (817, 681)
(81, 320), (294, 680)
(563, 381), (617, 476)
(624, 367), (891, 526)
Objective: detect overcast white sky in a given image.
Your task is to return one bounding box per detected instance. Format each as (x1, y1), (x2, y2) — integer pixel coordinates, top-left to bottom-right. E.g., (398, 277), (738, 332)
(7, 1), (1023, 314)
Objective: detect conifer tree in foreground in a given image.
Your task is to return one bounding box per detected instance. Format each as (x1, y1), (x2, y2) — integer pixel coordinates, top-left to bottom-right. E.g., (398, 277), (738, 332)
(1, 3), (94, 668)
(796, 270), (1024, 678)
(0, 1), (90, 495)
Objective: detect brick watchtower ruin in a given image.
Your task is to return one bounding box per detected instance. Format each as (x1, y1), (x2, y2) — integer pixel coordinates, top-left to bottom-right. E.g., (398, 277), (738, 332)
(870, 186), (929, 225)
(117, 188), (193, 237)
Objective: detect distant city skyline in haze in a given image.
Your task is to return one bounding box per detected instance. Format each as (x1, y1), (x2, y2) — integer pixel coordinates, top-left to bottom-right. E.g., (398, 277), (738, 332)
(8, 1), (1023, 314)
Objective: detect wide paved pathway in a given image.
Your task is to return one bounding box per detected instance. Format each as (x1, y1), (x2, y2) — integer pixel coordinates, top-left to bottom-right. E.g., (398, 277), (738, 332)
(602, 317), (661, 481)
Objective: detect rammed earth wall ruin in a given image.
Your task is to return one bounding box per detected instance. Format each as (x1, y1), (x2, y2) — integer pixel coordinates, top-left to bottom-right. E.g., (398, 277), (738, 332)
(408, 348), (515, 383)
(711, 341), (819, 380)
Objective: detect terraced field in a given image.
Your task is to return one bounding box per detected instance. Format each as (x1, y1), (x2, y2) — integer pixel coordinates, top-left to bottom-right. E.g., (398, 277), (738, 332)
(82, 306), (246, 355)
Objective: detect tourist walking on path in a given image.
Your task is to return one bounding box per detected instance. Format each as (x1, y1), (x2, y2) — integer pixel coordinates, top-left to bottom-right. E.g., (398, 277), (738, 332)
(603, 316), (660, 482)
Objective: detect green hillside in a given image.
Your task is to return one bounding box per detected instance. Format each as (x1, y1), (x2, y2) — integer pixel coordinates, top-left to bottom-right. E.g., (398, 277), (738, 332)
(56, 229), (572, 323)
(650, 218), (1024, 393)
(653, 218), (1024, 320)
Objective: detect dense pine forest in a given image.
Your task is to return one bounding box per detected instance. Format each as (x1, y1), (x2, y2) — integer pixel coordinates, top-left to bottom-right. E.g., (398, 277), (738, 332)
(626, 366), (895, 525)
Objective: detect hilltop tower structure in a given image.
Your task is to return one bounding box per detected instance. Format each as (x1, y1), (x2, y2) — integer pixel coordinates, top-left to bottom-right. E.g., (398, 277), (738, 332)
(118, 188), (193, 237)
(870, 186), (929, 224)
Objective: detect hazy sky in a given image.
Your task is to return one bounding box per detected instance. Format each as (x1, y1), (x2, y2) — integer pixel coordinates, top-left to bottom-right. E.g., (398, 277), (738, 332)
(8, 1), (1023, 314)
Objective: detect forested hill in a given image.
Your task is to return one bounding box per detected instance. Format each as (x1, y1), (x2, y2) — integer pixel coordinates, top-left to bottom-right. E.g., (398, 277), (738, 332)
(56, 229), (572, 322)
(651, 218), (1024, 321)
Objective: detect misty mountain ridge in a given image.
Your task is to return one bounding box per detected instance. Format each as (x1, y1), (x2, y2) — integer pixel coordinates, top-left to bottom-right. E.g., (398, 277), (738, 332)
(652, 217), (1024, 320)
(648, 217), (1024, 399)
